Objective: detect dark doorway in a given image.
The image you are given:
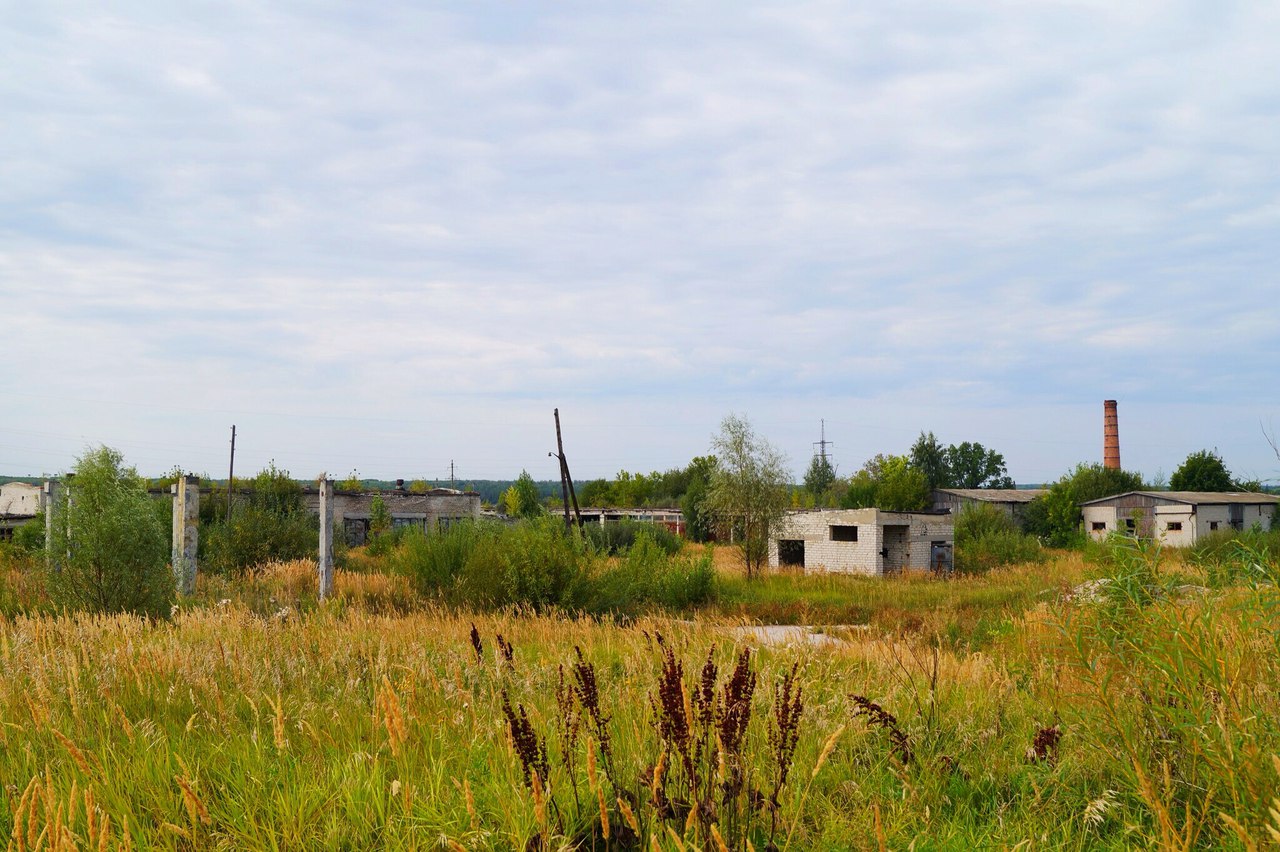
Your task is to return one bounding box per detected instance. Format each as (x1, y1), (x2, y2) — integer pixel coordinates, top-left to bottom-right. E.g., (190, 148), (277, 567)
(882, 525), (908, 574)
(778, 539), (805, 567)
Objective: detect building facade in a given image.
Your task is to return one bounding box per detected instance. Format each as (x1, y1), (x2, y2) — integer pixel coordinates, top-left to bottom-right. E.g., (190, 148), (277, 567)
(932, 488), (1045, 520)
(768, 508), (954, 576)
(1081, 491), (1279, 547)
(0, 481), (42, 541)
(302, 487), (482, 546)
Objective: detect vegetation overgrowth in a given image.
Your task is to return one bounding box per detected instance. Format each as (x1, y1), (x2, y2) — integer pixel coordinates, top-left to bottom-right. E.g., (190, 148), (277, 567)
(2, 531), (1279, 848)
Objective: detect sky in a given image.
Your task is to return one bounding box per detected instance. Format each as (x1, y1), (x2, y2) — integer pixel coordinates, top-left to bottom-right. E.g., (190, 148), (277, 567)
(3, 2), (1279, 487)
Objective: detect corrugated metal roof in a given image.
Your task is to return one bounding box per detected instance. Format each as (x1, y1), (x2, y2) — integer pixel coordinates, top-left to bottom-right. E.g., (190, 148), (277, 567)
(934, 488), (1046, 503)
(1080, 490), (1280, 507)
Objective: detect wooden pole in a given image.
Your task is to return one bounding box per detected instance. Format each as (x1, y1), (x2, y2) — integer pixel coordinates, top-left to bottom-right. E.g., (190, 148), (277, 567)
(554, 408), (582, 526)
(227, 425), (236, 520)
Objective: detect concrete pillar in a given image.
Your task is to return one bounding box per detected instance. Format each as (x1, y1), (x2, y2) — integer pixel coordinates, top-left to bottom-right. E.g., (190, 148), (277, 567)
(318, 476), (334, 600)
(43, 479), (62, 570)
(171, 475), (200, 595)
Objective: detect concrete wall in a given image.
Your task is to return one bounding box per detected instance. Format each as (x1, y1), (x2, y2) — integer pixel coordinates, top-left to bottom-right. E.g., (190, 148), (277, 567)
(0, 482), (42, 517)
(302, 489), (481, 545)
(769, 509), (953, 577)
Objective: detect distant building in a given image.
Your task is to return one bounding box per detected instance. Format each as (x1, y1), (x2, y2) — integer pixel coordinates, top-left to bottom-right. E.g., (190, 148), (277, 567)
(932, 488), (1045, 520)
(1081, 491), (1280, 547)
(769, 508), (954, 576)
(302, 485), (481, 546)
(576, 507), (684, 536)
(0, 481), (42, 541)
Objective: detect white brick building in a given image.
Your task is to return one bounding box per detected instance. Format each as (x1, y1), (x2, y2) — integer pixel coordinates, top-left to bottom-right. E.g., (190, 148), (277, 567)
(1081, 491), (1279, 547)
(768, 508), (954, 576)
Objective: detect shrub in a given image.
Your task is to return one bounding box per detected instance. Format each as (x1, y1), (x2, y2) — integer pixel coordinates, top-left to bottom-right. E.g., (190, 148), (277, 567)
(46, 446), (173, 617)
(200, 463), (317, 576)
(953, 504), (1042, 574)
(1187, 528), (1280, 587)
(390, 518), (713, 614)
(583, 520), (682, 555)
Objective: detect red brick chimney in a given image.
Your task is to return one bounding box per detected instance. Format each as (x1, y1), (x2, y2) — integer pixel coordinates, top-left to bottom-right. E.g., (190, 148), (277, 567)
(1103, 400), (1120, 470)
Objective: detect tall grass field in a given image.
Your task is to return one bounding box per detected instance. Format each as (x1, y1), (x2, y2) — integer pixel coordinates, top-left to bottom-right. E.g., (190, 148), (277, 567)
(2, 532), (1280, 849)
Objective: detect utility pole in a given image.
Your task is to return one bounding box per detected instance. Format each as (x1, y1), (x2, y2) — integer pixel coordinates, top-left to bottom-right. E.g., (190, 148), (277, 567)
(227, 425), (236, 520)
(552, 408), (582, 527)
(450, 460), (455, 490)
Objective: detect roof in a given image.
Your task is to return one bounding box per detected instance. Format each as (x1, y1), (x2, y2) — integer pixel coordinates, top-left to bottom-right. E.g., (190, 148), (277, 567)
(934, 488), (1046, 503)
(1080, 490), (1280, 507)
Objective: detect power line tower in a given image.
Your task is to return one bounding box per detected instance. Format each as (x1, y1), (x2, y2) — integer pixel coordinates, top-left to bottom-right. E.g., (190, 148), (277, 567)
(812, 418), (834, 466)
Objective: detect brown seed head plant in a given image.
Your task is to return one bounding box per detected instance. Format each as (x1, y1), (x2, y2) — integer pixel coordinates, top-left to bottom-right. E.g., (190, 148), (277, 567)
(765, 663), (803, 844)
(469, 623), (483, 663)
(1027, 724), (1062, 764)
(501, 689), (549, 794)
(851, 695), (912, 766)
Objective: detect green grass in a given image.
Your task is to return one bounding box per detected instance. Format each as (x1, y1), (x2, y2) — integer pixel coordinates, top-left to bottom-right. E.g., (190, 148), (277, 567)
(2, 543), (1279, 849)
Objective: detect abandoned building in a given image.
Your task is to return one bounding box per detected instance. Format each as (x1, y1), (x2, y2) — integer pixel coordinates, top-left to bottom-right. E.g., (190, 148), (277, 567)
(302, 484), (481, 546)
(932, 488), (1046, 519)
(1081, 491), (1280, 547)
(576, 507), (684, 535)
(769, 508), (954, 576)
(0, 481), (42, 541)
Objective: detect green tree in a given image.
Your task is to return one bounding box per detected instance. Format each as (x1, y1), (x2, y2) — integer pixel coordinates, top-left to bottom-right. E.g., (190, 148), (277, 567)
(874, 455), (931, 512)
(704, 415), (790, 579)
(369, 494), (392, 536)
(1169, 449), (1236, 492)
(909, 431), (951, 490)
(46, 445), (172, 617)
(680, 456), (718, 543)
(503, 470), (544, 519)
(338, 469), (363, 492)
(1024, 462), (1145, 546)
(839, 455), (930, 512)
(803, 454), (837, 499)
(945, 442), (1015, 489)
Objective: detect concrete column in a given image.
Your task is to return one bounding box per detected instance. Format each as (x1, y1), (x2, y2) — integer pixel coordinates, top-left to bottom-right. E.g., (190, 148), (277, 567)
(171, 475), (200, 595)
(43, 479), (62, 570)
(318, 476), (334, 600)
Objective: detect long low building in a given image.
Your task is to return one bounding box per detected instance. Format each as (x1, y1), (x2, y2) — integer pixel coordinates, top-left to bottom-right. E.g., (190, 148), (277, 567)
(769, 508), (954, 576)
(932, 488), (1045, 519)
(301, 486), (481, 545)
(0, 481), (43, 541)
(1081, 491), (1279, 546)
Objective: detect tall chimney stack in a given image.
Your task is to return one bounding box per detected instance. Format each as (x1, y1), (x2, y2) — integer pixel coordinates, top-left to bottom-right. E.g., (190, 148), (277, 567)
(1103, 399), (1121, 470)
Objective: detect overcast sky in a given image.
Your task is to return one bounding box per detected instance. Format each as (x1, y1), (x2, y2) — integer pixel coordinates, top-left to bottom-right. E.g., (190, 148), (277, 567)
(3, 2), (1279, 486)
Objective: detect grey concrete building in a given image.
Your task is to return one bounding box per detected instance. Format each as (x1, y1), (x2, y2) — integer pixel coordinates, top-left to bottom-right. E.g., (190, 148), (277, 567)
(1081, 491), (1279, 547)
(932, 488), (1045, 520)
(302, 486), (481, 545)
(769, 508), (954, 576)
(0, 481), (42, 541)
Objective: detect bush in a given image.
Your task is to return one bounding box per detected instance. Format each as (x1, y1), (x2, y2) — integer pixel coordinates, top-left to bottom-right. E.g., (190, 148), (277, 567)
(1187, 528), (1280, 587)
(46, 446), (173, 617)
(954, 504), (1042, 574)
(200, 463), (317, 576)
(390, 518), (714, 614)
(583, 520), (682, 556)
(202, 505), (318, 577)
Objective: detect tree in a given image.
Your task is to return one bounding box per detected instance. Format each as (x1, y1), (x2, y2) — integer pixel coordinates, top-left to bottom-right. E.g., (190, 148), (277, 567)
(704, 415), (790, 579)
(369, 494), (392, 536)
(502, 470), (544, 519)
(802, 453), (836, 498)
(839, 454), (930, 512)
(909, 431), (950, 490)
(46, 445), (172, 617)
(202, 462), (317, 576)
(680, 456), (718, 543)
(944, 442), (1015, 489)
(1169, 449), (1236, 492)
(873, 455), (931, 512)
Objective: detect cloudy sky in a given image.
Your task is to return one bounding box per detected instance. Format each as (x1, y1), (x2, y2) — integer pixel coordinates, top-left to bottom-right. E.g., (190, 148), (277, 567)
(3, 2), (1279, 486)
